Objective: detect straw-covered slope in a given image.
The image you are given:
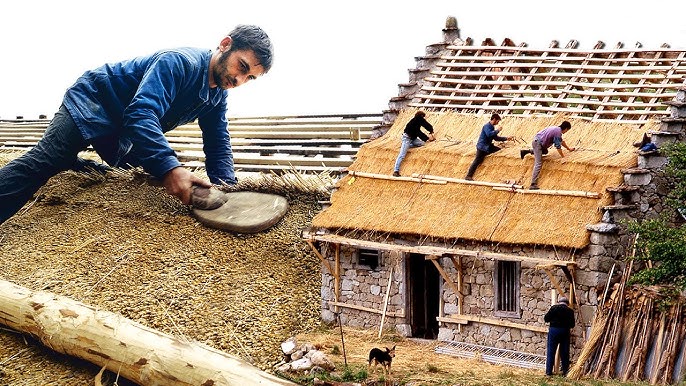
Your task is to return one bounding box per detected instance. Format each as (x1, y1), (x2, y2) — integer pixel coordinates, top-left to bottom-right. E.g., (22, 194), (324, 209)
(313, 110), (655, 249)
(0, 151), (329, 384)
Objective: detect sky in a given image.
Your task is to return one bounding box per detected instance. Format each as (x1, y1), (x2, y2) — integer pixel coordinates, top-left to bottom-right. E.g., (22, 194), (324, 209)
(1, 0), (685, 119)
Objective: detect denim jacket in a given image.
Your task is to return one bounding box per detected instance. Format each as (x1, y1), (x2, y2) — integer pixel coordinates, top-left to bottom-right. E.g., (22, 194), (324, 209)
(63, 47), (236, 184)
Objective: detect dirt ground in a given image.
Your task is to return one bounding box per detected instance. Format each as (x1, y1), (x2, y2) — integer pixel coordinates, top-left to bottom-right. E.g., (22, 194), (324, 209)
(0, 152), (650, 386)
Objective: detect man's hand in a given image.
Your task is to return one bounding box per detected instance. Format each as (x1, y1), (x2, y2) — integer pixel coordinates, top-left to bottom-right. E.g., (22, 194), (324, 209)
(427, 133), (436, 142)
(162, 166), (212, 205)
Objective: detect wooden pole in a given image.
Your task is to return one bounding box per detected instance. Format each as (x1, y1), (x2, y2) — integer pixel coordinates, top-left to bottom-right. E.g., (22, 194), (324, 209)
(378, 265), (394, 339)
(410, 173), (523, 189)
(0, 279), (294, 386)
(492, 186), (600, 198)
(348, 170), (447, 184)
(334, 243), (341, 313)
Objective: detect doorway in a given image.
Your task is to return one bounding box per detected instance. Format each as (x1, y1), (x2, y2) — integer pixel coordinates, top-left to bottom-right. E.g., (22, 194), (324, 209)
(408, 253), (440, 339)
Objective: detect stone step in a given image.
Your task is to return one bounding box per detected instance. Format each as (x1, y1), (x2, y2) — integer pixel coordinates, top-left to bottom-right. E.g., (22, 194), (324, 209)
(621, 168), (652, 186)
(637, 150), (668, 169)
(606, 185), (640, 205)
(600, 204), (639, 223)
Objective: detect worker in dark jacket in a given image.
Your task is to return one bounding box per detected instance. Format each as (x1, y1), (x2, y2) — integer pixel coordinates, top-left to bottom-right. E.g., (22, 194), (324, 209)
(544, 296), (575, 376)
(464, 113), (513, 180)
(392, 111), (435, 177)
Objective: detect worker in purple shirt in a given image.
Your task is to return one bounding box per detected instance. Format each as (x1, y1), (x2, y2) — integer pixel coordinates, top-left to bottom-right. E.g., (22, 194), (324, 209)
(464, 113), (513, 181)
(520, 121), (575, 190)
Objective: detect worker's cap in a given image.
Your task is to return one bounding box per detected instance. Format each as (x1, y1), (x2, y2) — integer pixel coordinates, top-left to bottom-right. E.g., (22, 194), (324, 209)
(558, 296), (569, 304)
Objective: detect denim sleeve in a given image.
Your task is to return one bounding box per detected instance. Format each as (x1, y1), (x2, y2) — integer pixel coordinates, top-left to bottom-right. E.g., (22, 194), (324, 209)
(121, 53), (190, 179)
(199, 101), (236, 185)
(553, 136), (563, 149)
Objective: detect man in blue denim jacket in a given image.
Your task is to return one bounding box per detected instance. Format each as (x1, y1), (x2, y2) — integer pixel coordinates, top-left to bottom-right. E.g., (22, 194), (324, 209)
(0, 25), (273, 224)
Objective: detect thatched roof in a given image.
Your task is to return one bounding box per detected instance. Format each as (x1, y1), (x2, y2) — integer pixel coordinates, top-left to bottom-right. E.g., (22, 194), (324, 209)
(312, 110), (659, 249)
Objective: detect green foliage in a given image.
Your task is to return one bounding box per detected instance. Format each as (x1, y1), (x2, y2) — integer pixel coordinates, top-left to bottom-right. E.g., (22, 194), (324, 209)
(662, 142), (686, 209)
(330, 345), (341, 355)
(627, 142), (686, 288)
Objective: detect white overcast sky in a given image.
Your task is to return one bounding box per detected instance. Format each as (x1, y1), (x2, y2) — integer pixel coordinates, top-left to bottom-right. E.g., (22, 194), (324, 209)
(1, 0), (685, 119)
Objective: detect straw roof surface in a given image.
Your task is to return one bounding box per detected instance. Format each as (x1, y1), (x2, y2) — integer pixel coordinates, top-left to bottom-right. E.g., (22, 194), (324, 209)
(313, 110), (657, 249)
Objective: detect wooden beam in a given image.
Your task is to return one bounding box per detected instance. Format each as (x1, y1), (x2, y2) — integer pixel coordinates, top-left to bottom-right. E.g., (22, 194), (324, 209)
(348, 171), (447, 184)
(0, 280), (294, 386)
(305, 233), (576, 267)
(542, 267), (567, 298)
(329, 301), (404, 318)
(334, 243), (341, 313)
(437, 315), (548, 333)
(378, 265), (394, 338)
(427, 256), (463, 296)
(306, 240), (335, 276)
(492, 186), (600, 199)
(410, 173), (522, 189)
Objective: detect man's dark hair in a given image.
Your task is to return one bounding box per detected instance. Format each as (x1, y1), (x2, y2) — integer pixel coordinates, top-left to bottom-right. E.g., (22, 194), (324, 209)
(491, 113), (501, 121)
(560, 121), (571, 130)
(227, 25), (274, 73)
(415, 111), (426, 118)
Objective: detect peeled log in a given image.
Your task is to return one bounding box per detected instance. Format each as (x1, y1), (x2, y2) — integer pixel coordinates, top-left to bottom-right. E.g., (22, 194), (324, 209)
(0, 279), (295, 386)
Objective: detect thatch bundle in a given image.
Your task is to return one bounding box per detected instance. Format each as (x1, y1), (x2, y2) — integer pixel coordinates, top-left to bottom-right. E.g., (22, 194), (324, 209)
(569, 266), (686, 384)
(313, 110), (651, 249)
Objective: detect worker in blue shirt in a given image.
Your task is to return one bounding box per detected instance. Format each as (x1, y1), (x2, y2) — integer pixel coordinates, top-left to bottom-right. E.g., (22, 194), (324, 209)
(464, 113), (513, 181)
(0, 25), (273, 225)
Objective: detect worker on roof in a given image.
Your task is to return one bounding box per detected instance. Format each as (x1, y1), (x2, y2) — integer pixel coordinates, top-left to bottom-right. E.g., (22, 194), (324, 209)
(392, 111), (435, 177)
(0, 25), (274, 225)
(464, 113), (513, 181)
(520, 121), (576, 190)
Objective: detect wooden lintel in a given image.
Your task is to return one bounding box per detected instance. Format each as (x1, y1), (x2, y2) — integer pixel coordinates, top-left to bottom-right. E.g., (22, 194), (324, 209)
(306, 233), (576, 267)
(330, 301), (404, 318)
(437, 315), (548, 333)
(306, 240), (335, 276)
(428, 257), (463, 297)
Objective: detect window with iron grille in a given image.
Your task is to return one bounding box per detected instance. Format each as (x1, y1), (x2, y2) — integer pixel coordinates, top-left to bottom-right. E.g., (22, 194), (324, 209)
(494, 260), (520, 317)
(358, 248), (379, 270)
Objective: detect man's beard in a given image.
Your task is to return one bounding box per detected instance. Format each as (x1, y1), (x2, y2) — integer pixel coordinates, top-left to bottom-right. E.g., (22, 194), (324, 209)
(212, 51), (236, 89)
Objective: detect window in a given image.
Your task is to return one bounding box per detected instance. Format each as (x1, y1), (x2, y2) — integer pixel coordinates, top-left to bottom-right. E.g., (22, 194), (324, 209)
(358, 248), (379, 270)
(494, 260), (520, 317)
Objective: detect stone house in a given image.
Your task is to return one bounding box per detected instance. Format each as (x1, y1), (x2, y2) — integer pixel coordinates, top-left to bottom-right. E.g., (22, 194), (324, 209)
(303, 17), (686, 367)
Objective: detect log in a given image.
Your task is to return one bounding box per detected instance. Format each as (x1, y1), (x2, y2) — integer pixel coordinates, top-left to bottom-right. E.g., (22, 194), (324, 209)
(349, 171), (447, 184)
(0, 279), (294, 386)
(410, 173), (522, 189)
(492, 186), (600, 198)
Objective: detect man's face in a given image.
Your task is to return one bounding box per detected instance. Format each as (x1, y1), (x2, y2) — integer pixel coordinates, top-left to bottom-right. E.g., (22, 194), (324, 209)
(211, 47), (265, 90)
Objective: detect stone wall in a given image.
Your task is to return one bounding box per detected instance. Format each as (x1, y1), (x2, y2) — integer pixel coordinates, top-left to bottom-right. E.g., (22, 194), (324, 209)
(320, 245), (407, 333)
(319, 240), (598, 355)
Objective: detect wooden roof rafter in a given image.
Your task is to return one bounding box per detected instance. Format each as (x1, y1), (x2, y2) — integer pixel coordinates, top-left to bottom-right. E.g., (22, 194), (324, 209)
(408, 39), (686, 123)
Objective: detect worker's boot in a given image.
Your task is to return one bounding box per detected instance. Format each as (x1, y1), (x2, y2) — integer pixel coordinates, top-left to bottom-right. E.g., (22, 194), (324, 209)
(520, 149), (531, 159)
(191, 186), (229, 210)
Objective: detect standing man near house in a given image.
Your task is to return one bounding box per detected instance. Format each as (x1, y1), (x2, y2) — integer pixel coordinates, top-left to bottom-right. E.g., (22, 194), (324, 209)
(392, 111), (435, 177)
(0, 25), (274, 225)
(544, 296), (575, 376)
(464, 113), (513, 181)
(520, 121), (575, 190)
